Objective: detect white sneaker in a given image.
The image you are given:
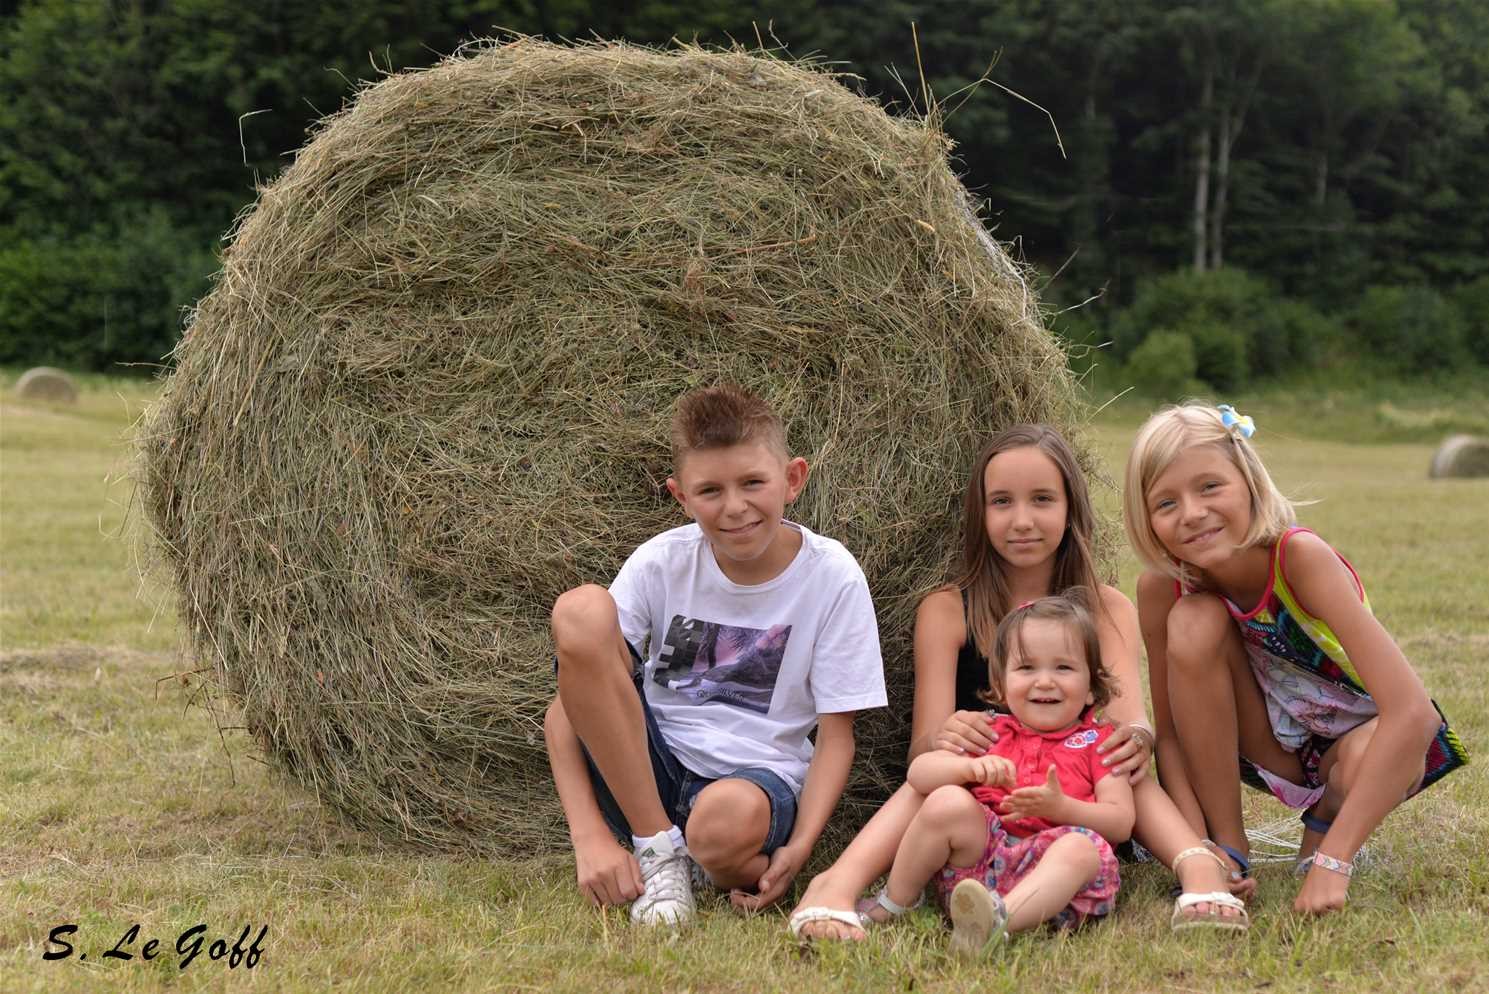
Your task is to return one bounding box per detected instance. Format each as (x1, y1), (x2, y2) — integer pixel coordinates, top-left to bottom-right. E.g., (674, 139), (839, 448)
(630, 831), (695, 926)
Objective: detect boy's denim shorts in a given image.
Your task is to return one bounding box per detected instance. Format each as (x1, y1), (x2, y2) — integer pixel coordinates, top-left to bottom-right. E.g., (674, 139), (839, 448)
(562, 641), (797, 854)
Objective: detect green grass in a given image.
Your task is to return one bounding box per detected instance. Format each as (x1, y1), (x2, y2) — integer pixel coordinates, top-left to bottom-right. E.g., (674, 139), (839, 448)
(1079, 364), (1489, 446)
(1, 370), (175, 651)
(2, 374), (1486, 992)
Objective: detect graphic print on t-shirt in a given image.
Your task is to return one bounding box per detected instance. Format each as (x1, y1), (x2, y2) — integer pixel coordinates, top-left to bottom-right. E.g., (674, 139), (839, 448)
(652, 614), (791, 714)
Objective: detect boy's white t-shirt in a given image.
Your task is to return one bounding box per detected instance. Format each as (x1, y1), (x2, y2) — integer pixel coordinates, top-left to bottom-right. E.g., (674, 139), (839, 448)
(608, 520), (886, 794)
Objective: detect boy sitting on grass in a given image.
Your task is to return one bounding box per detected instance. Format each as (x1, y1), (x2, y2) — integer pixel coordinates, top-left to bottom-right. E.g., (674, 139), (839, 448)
(544, 383), (886, 925)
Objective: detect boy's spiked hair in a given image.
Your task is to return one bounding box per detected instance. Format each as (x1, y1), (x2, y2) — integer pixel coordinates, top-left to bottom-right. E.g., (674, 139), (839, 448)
(949, 424), (1103, 680)
(670, 383), (788, 467)
(983, 587), (1114, 709)
(1123, 401), (1295, 585)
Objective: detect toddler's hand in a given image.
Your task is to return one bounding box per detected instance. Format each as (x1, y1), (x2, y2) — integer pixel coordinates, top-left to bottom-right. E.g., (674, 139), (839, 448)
(965, 753), (1015, 788)
(1000, 764), (1067, 821)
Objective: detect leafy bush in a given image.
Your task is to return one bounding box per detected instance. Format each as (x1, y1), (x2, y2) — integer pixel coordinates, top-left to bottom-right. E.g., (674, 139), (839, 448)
(1452, 275), (1489, 366)
(1110, 269), (1258, 353)
(1250, 297), (1342, 375)
(1108, 268), (1310, 388)
(1350, 285), (1469, 374)
(0, 210), (215, 370)
(1124, 329), (1199, 400)
(1185, 321), (1248, 391)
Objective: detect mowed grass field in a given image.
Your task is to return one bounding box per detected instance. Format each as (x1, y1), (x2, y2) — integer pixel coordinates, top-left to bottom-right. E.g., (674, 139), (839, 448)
(2, 374), (1486, 993)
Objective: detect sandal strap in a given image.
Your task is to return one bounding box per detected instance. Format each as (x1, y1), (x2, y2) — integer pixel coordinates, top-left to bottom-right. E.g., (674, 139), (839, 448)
(1175, 890), (1246, 913)
(1207, 840), (1251, 878)
(1300, 809), (1334, 835)
(788, 906), (867, 939)
(1171, 845), (1228, 875)
(874, 887), (924, 917)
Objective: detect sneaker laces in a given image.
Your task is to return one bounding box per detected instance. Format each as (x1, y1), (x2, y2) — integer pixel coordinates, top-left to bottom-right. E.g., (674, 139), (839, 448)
(637, 847), (691, 906)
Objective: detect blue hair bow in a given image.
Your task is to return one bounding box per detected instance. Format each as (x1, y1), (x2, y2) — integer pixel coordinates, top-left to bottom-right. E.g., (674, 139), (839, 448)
(1217, 404), (1255, 439)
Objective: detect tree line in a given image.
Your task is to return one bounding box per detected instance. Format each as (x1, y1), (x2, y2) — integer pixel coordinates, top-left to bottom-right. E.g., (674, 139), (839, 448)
(2, 0), (1486, 387)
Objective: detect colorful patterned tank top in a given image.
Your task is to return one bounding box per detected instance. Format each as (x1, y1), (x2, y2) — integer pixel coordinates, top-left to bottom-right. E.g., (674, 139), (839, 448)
(1181, 527), (1467, 796)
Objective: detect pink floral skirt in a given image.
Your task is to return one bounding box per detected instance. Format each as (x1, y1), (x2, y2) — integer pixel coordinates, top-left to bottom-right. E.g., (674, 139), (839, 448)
(935, 806), (1120, 929)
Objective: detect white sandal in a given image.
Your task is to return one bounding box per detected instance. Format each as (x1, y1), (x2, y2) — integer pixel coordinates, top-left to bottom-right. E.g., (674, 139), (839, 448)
(1170, 846), (1250, 933)
(855, 885), (924, 925)
(787, 906), (867, 941)
(1171, 891), (1249, 932)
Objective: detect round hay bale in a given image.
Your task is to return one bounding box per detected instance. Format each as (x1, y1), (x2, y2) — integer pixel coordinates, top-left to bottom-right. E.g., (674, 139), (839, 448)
(15, 366), (79, 404)
(138, 38), (1092, 851)
(1429, 434), (1489, 478)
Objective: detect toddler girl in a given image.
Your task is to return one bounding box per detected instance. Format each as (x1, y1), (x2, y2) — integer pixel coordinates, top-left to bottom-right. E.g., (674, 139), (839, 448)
(872, 591), (1134, 953)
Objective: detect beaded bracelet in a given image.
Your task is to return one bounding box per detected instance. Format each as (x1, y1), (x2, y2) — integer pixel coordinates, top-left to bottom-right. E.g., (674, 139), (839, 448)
(1309, 851), (1354, 877)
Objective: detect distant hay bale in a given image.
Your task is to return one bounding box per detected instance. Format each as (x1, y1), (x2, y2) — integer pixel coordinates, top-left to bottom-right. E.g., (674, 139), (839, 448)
(1429, 435), (1489, 478)
(15, 367), (78, 404)
(138, 38), (1091, 851)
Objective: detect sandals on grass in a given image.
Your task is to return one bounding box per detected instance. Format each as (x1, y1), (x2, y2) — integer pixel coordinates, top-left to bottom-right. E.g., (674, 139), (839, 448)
(787, 906), (867, 941)
(1170, 845), (1250, 933)
(788, 886), (922, 941)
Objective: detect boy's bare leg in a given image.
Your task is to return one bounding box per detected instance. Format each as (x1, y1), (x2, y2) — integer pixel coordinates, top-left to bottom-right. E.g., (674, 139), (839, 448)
(1165, 593), (1299, 863)
(544, 698), (643, 906)
(883, 786), (987, 911)
(791, 782), (927, 939)
(686, 780), (771, 889)
(551, 584), (670, 837)
(1002, 833), (1100, 933)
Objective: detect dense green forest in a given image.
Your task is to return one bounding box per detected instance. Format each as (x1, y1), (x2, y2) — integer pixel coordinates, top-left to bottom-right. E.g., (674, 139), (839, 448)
(2, 0), (1486, 389)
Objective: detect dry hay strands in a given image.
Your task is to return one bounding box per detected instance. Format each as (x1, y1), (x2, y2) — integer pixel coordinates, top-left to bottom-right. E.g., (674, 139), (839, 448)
(15, 366), (79, 404)
(1429, 434), (1489, 479)
(137, 36), (1094, 853)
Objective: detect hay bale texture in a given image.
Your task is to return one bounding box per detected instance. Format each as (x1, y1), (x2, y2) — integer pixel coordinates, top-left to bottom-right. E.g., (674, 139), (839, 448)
(1429, 434), (1489, 478)
(15, 366), (78, 404)
(139, 38), (1088, 851)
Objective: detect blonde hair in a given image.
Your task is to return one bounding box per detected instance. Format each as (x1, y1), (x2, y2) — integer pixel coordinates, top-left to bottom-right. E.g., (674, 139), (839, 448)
(950, 424), (1103, 670)
(983, 587), (1114, 709)
(1123, 402), (1294, 585)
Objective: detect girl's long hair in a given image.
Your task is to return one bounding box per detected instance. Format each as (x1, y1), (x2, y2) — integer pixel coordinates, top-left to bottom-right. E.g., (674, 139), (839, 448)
(949, 425), (1103, 677)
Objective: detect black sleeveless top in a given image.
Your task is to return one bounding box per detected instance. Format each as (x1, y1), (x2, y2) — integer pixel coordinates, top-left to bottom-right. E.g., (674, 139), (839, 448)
(954, 589), (995, 712)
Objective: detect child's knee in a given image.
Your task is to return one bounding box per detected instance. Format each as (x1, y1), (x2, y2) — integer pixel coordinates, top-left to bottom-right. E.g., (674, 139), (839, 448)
(918, 785), (981, 829)
(1050, 832), (1102, 877)
(1165, 594), (1232, 670)
(687, 782), (770, 870)
(551, 584), (619, 658)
